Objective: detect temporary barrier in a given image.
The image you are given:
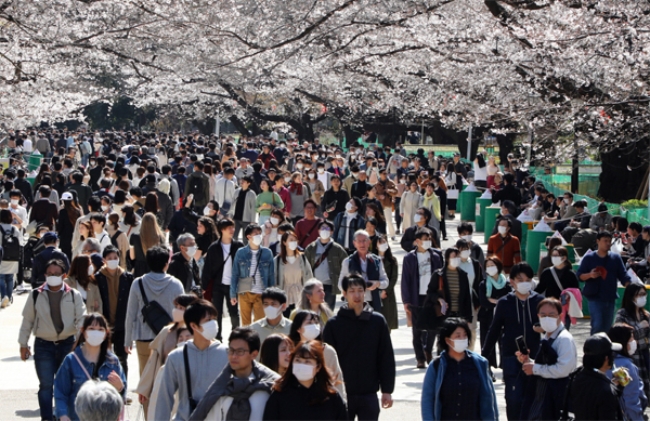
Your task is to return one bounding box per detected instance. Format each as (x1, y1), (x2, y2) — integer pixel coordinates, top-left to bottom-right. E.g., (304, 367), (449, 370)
(475, 198), (492, 232)
(484, 207), (500, 244)
(460, 190), (481, 222)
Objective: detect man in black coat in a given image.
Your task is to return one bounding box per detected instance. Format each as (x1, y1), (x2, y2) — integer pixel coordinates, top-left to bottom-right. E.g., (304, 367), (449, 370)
(14, 169), (34, 208)
(491, 173), (522, 208)
(167, 233), (200, 293)
(31, 232), (70, 288)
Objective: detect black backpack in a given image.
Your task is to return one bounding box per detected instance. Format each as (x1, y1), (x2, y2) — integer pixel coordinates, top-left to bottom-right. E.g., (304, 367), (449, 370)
(187, 174), (205, 198)
(0, 225), (20, 262)
(138, 278), (172, 335)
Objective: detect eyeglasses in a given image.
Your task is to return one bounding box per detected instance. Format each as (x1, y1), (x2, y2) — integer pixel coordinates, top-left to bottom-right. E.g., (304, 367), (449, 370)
(227, 348), (250, 356)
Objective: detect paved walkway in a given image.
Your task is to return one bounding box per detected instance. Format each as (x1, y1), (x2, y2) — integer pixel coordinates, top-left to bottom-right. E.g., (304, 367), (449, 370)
(0, 216), (594, 420)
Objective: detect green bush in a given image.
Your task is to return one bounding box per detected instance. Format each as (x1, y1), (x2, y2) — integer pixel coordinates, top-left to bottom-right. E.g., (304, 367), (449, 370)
(621, 199), (648, 209)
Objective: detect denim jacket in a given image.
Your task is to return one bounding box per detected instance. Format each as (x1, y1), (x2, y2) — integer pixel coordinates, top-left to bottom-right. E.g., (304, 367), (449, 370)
(54, 346), (126, 421)
(230, 246), (275, 298)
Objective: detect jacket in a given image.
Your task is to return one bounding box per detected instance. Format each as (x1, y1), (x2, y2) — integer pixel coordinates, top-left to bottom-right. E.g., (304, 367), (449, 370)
(401, 224), (440, 251)
(491, 214), (523, 241)
(54, 346), (127, 421)
(156, 190), (174, 230)
(184, 171), (211, 207)
(136, 325), (180, 399)
(65, 276), (102, 314)
(96, 267), (134, 331)
(375, 178), (397, 209)
(428, 267), (478, 322)
(332, 212), (365, 250)
(570, 367), (623, 420)
(303, 239), (347, 295)
(263, 380), (348, 421)
(202, 240), (245, 291)
(321, 188), (350, 222)
(167, 252), (201, 292)
(14, 177), (34, 206)
(231, 188), (257, 222)
(401, 250), (443, 307)
(322, 303), (395, 396)
(606, 353), (647, 421)
(491, 183), (521, 207)
(230, 246), (275, 299)
(32, 246), (71, 288)
(124, 272), (185, 343)
(487, 233), (521, 273)
(19, 283), (86, 347)
(68, 183), (93, 212)
(421, 351), (498, 421)
(576, 251), (631, 302)
(536, 266), (580, 299)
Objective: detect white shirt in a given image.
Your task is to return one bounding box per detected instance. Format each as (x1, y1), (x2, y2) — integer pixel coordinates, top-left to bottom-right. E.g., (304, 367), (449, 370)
(250, 249), (264, 294)
(215, 178), (236, 207)
(417, 251), (432, 295)
(317, 171), (330, 190)
(96, 230), (112, 253)
(221, 242), (233, 286)
(459, 259), (476, 306)
(532, 325), (578, 379)
(23, 138), (33, 153)
(9, 205), (27, 229)
(343, 212), (357, 249)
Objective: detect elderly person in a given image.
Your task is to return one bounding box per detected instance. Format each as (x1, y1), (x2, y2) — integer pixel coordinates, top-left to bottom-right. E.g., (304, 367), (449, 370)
(167, 233), (200, 292)
(590, 204), (613, 233)
(75, 380), (124, 421)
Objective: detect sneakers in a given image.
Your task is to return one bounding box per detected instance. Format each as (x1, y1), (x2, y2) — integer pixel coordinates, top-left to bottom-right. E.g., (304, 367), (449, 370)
(1, 297), (9, 308)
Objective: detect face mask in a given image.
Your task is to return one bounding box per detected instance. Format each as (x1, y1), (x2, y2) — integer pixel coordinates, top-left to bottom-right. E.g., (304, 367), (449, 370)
(308, 173), (315, 179)
(284, 177), (292, 183)
(378, 243), (389, 252)
(449, 338), (468, 353)
(46, 276), (63, 287)
(10, 199), (18, 205)
(516, 281), (533, 295)
(251, 234), (263, 246)
(319, 230), (331, 240)
(269, 217), (280, 226)
(197, 320), (218, 341)
(346, 202), (354, 211)
(288, 241), (298, 251)
(539, 316), (558, 333)
(87, 265), (95, 276)
(292, 363), (316, 382)
(421, 240), (432, 250)
(101, 205), (110, 212)
(318, 168), (324, 174)
(460, 235), (472, 242)
(486, 266), (499, 276)
(413, 214), (422, 223)
(564, 198), (570, 204)
(264, 305), (282, 320)
(635, 296), (647, 308)
(551, 256), (564, 267)
(449, 257), (461, 268)
(460, 250), (471, 260)
(296, 164), (303, 170)
(400, 179), (406, 184)
(302, 324), (321, 341)
(186, 246), (198, 257)
(85, 330), (106, 347)
(106, 259), (119, 270)
(498, 226), (507, 235)
(286, 256), (297, 264)
(629, 340), (638, 355)
(172, 308), (185, 323)
(203, 206), (212, 216)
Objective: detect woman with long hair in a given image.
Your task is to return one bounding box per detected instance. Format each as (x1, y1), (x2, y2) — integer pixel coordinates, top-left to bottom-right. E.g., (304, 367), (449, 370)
(257, 178), (284, 226)
(400, 181), (424, 230)
(478, 256), (511, 370)
(536, 246), (579, 300)
(129, 212), (167, 277)
(275, 230), (313, 317)
(263, 339), (348, 420)
(365, 202), (386, 235)
(58, 193), (82, 259)
(263, 209), (286, 248)
(422, 182), (442, 235)
(195, 216), (219, 274)
(486, 156), (499, 189)
(54, 313), (126, 421)
(290, 279), (333, 326)
(119, 204), (141, 239)
(288, 172), (311, 224)
(432, 175), (448, 240)
(105, 213), (129, 270)
(73, 221), (94, 259)
(66, 255), (102, 313)
(377, 235), (399, 330)
(473, 153), (488, 189)
(259, 334), (294, 376)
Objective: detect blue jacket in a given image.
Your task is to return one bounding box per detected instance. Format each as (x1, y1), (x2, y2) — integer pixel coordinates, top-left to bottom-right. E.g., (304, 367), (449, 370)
(230, 245), (275, 298)
(54, 346), (126, 421)
(421, 351), (498, 421)
(607, 353), (647, 421)
(577, 251), (631, 301)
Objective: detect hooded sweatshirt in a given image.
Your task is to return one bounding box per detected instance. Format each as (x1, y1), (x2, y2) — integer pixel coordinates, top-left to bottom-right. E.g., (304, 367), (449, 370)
(125, 271), (185, 343)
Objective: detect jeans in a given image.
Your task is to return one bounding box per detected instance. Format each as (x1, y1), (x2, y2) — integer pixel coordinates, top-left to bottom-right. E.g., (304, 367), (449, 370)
(502, 355), (531, 420)
(234, 220), (250, 245)
(111, 330), (129, 377)
(214, 284), (240, 341)
(258, 215), (270, 226)
(0, 273), (14, 300)
(588, 299), (616, 334)
(34, 336), (74, 421)
(323, 284), (337, 310)
(347, 393), (380, 421)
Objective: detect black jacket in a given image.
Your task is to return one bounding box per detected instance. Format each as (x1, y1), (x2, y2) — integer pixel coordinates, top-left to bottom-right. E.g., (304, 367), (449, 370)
(167, 252), (200, 292)
(535, 266), (580, 300)
(201, 240), (245, 291)
(263, 380), (348, 421)
(400, 224), (440, 252)
(322, 303), (395, 396)
(96, 269), (134, 331)
(491, 184), (521, 208)
(321, 188), (350, 222)
(14, 177), (33, 207)
(569, 367), (622, 420)
(428, 267), (478, 322)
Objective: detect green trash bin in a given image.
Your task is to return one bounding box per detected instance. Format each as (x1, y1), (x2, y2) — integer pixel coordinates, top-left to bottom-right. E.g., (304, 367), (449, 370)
(475, 198), (492, 232)
(460, 190), (481, 222)
(484, 207), (501, 244)
(526, 230), (553, 274)
(28, 153), (41, 172)
(456, 184), (468, 212)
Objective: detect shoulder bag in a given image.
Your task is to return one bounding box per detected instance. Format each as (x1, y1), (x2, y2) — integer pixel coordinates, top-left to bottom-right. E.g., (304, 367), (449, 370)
(237, 251), (261, 294)
(183, 344), (198, 413)
(138, 278), (172, 335)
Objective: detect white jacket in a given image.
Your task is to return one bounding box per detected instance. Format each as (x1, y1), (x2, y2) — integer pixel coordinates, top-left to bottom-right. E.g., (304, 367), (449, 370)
(205, 391), (270, 421)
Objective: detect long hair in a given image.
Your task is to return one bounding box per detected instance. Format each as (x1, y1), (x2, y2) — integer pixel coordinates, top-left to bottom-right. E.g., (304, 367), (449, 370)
(279, 230), (302, 264)
(259, 334), (294, 374)
(144, 192), (159, 214)
(79, 221), (94, 242)
(64, 198), (82, 226)
(377, 235), (397, 265)
(69, 255), (96, 290)
(140, 212), (164, 254)
(272, 340), (338, 403)
(289, 310), (322, 344)
(121, 205), (139, 227)
(297, 280), (333, 319)
(73, 313), (112, 378)
(621, 283), (649, 321)
(365, 203), (385, 226)
(198, 217), (219, 244)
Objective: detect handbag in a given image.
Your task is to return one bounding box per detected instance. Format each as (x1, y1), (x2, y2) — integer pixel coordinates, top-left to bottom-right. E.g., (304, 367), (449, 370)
(447, 187), (459, 200)
(183, 344), (198, 413)
(237, 252), (261, 294)
(138, 279), (172, 335)
(411, 275), (447, 330)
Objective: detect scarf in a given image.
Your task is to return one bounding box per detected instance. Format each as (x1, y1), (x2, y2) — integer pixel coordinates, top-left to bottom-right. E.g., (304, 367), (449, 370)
(486, 273), (507, 297)
(290, 182), (303, 195)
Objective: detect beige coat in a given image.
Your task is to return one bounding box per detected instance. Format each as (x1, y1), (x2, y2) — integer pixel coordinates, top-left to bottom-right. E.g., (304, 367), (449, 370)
(66, 276), (103, 314)
(135, 325), (179, 398)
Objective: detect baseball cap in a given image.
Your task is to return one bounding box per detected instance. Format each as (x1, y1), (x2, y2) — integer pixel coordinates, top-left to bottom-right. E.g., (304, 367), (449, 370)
(584, 332), (622, 355)
(61, 192), (74, 201)
(42, 232), (59, 243)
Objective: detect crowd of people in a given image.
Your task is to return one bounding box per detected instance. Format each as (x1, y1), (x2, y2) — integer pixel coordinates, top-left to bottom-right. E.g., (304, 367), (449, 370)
(3, 128), (649, 421)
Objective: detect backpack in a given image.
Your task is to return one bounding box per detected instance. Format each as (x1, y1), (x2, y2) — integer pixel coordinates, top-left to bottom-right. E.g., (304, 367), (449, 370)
(0, 225), (20, 262)
(186, 174), (205, 198)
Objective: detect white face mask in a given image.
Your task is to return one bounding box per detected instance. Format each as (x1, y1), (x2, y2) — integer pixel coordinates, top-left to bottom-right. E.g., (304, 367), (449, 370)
(288, 241), (298, 251)
(46, 275), (63, 287)
(539, 316), (558, 333)
(449, 338), (469, 353)
(106, 259), (119, 270)
(413, 214), (422, 223)
(498, 226), (507, 235)
(486, 266), (499, 277)
(270, 217), (280, 226)
(296, 164), (303, 170)
(10, 199), (18, 206)
(551, 256), (564, 267)
(462, 235), (472, 242)
(378, 243), (389, 252)
(635, 296), (647, 308)
(292, 363), (316, 381)
(251, 234), (263, 246)
(516, 281), (533, 295)
(308, 173), (315, 179)
(346, 202), (354, 212)
(302, 324), (321, 341)
(101, 205), (110, 212)
(186, 246), (198, 257)
(85, 330), (106, 347)
(286, 256), (297, 264)
(564, 198), (570, 204)
(319, 230), (331, 240)
(172, 308), (185, 323)
(421, 240), (432, 250)
(87, 265), (95, 276)
(460, 250), (471, 260)
(629, 339), (638, 355)
(197, 320), (218, 341)
(264, 305), (282, 320)
(284, 177), (292, 184)
(449, 257), (461, 268)
(203, 206), (212, 216)
(318, 168), (324, 174)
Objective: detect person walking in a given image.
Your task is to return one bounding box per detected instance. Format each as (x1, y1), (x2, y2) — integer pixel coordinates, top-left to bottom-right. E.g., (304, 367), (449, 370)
(536, 246), (580, 300)
(249, 287), (293, 345)
(332, 198), (366, 255)
(478, 257), (511, 370)
(275, 230), (313, 316)
(0, 208), (24, 307)
(231, 176), (257, 244)
(377, 236), (398, 331)
(400, 181), (423, 230)
(487, 218), (522, 274)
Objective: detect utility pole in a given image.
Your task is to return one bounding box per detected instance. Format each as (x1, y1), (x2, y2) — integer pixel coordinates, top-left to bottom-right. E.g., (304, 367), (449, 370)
(467, 126), (472, 161)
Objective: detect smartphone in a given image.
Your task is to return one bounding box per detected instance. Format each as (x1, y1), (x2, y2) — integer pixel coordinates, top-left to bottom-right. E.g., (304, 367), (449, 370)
(515, 336), (529, 355)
